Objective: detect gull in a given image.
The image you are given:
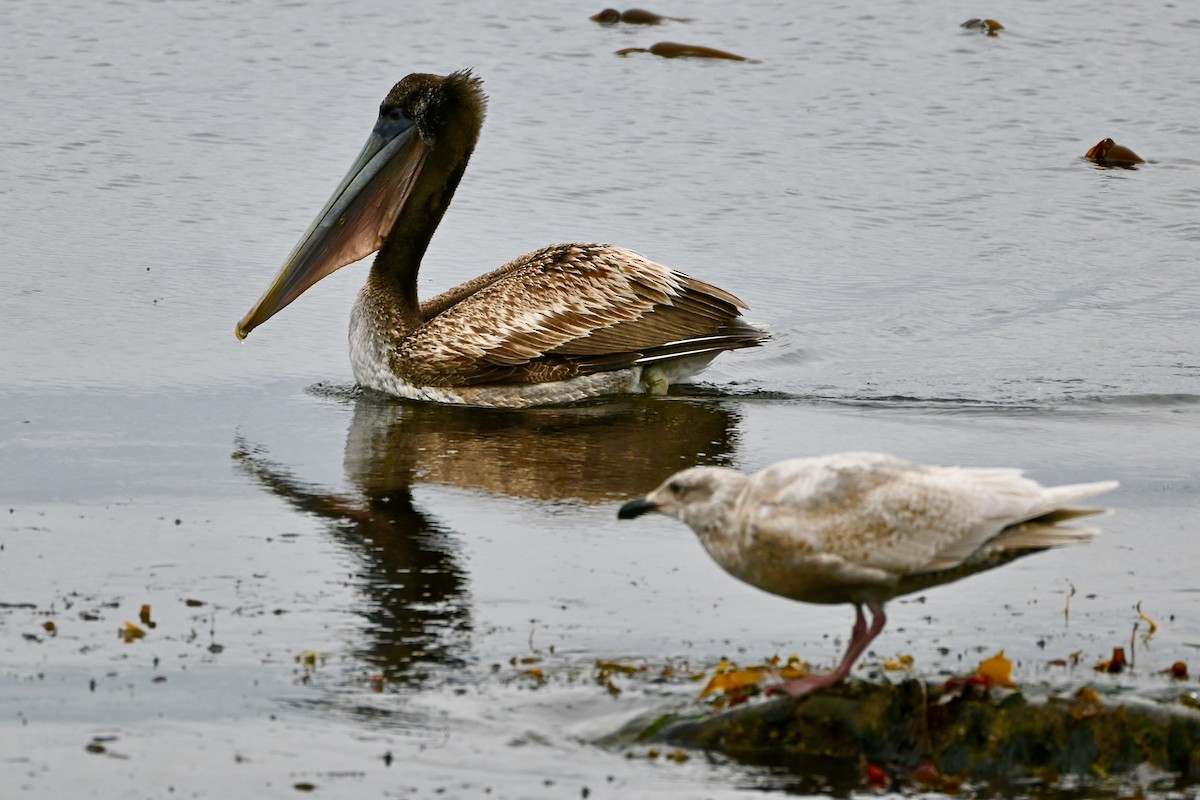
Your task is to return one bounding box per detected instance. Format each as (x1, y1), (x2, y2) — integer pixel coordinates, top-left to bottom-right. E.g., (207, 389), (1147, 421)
(617, 452), (1117, 699)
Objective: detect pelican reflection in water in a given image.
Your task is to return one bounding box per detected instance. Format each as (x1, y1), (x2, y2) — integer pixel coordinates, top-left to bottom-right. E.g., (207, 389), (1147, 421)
(237, 71), (768, 407)
(233, 394), (740, 687)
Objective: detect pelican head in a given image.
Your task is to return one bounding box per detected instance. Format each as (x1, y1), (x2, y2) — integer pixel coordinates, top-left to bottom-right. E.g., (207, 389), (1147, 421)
(237, 71), (486, 340)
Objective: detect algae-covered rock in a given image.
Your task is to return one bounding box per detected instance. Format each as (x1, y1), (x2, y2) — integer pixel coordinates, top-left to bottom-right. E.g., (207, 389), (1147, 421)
(639, 680), (1200, 791)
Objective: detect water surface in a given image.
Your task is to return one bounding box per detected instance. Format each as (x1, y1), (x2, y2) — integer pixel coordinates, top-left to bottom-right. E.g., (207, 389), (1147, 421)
(3, 0), (1199, 796)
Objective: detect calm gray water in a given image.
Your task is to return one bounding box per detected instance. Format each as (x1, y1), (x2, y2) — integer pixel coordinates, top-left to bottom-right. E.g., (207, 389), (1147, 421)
(2, 0), (1199, 796)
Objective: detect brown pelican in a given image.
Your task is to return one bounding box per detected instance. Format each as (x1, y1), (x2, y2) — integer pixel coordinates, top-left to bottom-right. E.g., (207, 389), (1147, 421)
(237, 71), (768, 407)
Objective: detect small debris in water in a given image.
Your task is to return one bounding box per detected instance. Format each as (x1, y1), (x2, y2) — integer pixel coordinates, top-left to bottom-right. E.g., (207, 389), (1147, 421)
(1048, 650), (1084, 668)
(184, 598), (205, 607)
(698, 655), (810, 705)
(865, 762), (891, 789)
(591, 8), (688, 24)
(594, 659), (645, 697)
(120, 621), (146, 643)
(961, 18), (1004, 35)
(1084, 138), (1145, 167)
(701, 659), (771, 698)
(615, 41), (755, 62)
(1137, 601), (1158, 638)
(1071, 686), (1104, 721)
(910, 761), (963, 793)
(974, 651), (1015, 687)
(84, 735), (118, 755)
(1095, 647), (1127, 674)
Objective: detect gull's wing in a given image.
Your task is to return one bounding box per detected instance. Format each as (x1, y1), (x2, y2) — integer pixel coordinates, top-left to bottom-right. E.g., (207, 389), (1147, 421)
(738, 453), (1115, 577)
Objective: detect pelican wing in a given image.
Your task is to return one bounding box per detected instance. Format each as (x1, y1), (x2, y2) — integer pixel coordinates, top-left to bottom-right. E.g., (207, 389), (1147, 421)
(401, 244), (765, 386)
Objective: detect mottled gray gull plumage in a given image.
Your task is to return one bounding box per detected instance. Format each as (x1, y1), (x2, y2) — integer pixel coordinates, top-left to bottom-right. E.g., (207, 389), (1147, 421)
(618, 451), (1118, 699)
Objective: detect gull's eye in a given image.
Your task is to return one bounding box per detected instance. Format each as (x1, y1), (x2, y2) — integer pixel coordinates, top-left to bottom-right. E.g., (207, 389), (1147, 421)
(667, 480), (683, 494)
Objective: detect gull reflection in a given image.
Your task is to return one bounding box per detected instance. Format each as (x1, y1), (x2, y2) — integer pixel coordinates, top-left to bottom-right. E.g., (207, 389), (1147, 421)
(234, 395), (741, 687)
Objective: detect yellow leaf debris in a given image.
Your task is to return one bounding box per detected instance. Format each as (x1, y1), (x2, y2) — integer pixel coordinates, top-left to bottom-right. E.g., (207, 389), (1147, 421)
(700, 666), (770, 697)
(1137, 602), (1158, 638)
(975, 651), (1015, 687)
(120, 622), (146, 642)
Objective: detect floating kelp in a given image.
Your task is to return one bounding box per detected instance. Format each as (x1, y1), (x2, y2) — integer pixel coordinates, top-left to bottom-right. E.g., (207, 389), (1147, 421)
(615, 41), (755, 61)
(591, 8), (689, 24)
(962, 18), (1004, 36)
(1085, 138), (1145, 167)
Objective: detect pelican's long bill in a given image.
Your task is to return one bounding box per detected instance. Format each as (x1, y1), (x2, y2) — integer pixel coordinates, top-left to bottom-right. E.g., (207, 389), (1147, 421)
(236, 112), (428, 339)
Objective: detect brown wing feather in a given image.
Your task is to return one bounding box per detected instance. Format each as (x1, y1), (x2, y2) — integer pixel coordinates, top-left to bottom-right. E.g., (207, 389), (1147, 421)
(401, 243), (765, 387)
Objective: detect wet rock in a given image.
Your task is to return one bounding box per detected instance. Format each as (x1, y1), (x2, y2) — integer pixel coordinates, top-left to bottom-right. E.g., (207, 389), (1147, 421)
(631, 679), (1200, 790)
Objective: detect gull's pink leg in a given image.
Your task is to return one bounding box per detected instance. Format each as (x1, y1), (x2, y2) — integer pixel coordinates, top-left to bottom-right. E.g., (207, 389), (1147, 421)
(849, 603), (867, 642)
(777, 601), (887, 699)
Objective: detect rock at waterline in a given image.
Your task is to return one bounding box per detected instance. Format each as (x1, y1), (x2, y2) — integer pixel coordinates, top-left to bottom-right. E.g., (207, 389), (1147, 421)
(626, 679), (1200, 790)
